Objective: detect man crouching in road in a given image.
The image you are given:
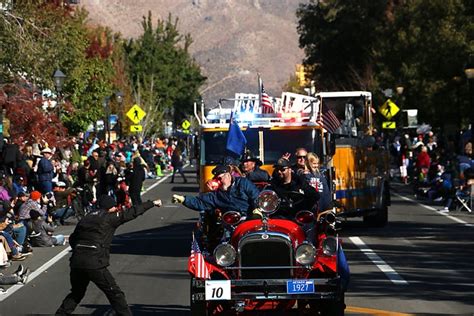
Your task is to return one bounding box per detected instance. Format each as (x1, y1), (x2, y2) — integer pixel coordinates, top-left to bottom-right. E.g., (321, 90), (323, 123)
(56, 195), (162, 316)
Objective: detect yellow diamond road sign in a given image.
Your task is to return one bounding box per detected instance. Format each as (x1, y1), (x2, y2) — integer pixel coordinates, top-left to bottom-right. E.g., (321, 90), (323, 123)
(379, 99), (400, 120)
(126, 104), (146, 124)
(130, 125), (143, 132)
(182, 119), (191, 130)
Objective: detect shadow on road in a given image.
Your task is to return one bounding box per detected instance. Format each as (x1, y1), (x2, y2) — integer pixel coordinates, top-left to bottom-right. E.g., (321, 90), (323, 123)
(85, 304), (190, 315)
(111, 221), (196, 257)
(171, 186), (200, 193)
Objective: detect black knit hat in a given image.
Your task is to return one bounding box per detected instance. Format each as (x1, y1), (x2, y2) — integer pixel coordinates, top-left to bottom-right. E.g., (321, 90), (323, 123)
(99, 195), (117, 210)
(212, 164), (231, 176)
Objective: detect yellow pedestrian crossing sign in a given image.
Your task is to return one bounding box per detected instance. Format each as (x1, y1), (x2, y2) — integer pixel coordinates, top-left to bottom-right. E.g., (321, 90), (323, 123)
(130, 125), (143, 132)
(182, 119), (191, 130)
(126, 104), (146, 124)
(379, 99), (400, 120)
(382, 121), (396, 129)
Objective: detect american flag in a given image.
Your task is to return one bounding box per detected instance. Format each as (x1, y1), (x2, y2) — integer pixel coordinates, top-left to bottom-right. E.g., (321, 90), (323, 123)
(259, 76), (274, 113)
(188, 236), (210, 279)
(317, 106), (341, 133)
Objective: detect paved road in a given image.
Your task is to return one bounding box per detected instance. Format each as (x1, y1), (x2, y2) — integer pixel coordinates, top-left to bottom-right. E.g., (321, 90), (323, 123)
(1, 173), (473, 315)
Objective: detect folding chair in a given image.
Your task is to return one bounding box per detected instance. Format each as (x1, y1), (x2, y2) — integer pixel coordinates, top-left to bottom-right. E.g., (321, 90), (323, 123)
(454, 182), (473, 213)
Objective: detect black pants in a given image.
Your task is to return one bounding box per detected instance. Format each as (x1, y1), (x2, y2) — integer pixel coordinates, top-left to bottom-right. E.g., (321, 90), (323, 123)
(130, 191), (142, 206)
(56, 267), (131, 316)
(171, 166), (187, 183)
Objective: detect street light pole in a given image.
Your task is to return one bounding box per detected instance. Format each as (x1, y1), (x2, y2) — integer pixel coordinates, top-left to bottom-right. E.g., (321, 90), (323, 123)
(115, 91), (124, 139)
(53, 69), (66, 118)
(103, 97), (111, 144)
(464, 55), (474, 144)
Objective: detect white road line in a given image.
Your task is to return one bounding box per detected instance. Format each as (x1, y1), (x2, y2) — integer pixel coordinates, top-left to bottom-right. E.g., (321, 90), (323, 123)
(394, 193), (474, 227)
(0, 170), (177, 302)
(0, 247), (71, 301)
(349, 236), (408, 285)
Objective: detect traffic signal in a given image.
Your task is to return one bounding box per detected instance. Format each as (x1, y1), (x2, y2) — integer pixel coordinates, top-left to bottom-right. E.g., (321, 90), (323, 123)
(295, 64), (307, 87)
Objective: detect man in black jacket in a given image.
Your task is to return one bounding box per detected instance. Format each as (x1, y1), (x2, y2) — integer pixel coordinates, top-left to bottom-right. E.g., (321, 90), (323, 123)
(56, 195), (162, 316)
(268, 158), (319, 218)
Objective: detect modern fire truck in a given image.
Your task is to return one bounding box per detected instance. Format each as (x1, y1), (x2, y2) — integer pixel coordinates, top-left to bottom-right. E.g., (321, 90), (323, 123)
(194, 90), (390, 226)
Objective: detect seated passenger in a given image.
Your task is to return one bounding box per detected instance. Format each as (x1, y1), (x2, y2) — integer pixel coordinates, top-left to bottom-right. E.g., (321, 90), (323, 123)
(173, 164), (260, 218)
(269, 158), (319, 218)
(240, 151), (271, 184)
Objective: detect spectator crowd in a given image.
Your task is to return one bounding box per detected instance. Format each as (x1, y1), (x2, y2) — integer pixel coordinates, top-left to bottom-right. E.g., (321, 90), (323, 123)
(0, 135), (190, 268)
(388, 129), (474, 212)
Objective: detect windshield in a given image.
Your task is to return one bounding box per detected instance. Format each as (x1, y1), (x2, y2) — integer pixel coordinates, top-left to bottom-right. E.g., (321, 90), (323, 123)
(262, 129), (323, 164)
(200, 129), (259, 165)
(200, 128), (322, 165)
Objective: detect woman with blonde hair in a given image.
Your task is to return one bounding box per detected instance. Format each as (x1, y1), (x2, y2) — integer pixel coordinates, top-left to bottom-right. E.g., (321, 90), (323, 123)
(303, 153), (332, 211)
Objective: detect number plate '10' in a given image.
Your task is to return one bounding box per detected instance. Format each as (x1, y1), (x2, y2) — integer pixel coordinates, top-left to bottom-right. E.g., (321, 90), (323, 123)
(205, 280), (231, 300)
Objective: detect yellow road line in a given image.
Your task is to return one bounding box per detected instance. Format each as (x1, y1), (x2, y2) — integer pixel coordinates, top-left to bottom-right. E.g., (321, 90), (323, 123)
(346, 306), (414, 316)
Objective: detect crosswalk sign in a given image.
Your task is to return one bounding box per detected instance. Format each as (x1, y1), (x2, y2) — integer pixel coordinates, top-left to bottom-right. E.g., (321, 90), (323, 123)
(130, 125), (143, 132)
(382, 121), (396, 129)
(379, 99), (400, 120)
(126, 104), (146, 124)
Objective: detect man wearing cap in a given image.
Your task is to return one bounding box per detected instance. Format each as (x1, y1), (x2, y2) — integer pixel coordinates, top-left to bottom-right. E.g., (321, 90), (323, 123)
(269, 158), (319, 218)
(172, 164), (260, 218)
(240, 152), (271, 184)
(56, 195), (163, 316)
(36, 147), (55, 194)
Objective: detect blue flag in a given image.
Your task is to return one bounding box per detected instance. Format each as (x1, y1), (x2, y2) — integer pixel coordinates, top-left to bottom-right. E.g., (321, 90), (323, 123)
(226, 113), (247, 157)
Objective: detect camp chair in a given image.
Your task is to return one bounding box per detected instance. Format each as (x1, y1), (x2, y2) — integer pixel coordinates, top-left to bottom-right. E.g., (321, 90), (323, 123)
(454, 181), (473, 213)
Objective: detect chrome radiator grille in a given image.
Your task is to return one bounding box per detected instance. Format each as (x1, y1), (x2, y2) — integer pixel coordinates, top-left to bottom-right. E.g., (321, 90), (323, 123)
(238, 233), (293, 279)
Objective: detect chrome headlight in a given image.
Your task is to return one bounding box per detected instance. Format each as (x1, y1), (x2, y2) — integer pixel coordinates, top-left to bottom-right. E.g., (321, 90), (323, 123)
(295, 243), (316, 265)
(322, 237), (338, 256)
(214, 244), (236, 267)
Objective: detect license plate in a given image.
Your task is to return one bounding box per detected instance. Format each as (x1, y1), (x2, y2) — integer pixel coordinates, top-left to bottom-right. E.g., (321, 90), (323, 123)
(286, 280), (315, 294)
(205, 280), (231, 300)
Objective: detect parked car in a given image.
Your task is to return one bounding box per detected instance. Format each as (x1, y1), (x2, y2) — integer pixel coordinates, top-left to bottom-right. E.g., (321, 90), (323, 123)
(189, 190), (348, 315)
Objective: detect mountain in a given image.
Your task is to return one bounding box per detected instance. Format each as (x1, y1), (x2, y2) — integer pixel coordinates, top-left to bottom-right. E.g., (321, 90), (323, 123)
(80, 0), (305, 105)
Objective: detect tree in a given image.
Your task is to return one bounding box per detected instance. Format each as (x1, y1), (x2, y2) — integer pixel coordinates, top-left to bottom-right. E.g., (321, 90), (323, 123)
(0, 83), (69, 147)
(296, 0), (474, 129)
(296, 0), (388, 91)
(375, 0), (473, 128)
(124, 12), (206, 135)
(0, 2), (125, 136)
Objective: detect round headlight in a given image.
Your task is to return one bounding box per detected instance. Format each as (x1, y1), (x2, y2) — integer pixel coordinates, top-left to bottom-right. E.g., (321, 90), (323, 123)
(214, 244), (236, 267)
(257, 190), (280, 214)
(295, 243), (316, 265)
(322, 237), (338, 256)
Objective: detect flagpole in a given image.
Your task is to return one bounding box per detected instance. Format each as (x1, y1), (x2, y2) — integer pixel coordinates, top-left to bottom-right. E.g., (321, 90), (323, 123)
(258, 73), (263, 112)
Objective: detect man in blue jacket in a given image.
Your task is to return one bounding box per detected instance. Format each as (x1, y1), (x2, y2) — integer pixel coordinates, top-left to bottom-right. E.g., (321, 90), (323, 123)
(36, 148), (54, 194)
(172, 164), (260, 217)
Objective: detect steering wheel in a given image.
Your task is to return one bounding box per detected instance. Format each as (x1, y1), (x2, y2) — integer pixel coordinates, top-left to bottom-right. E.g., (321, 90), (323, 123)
(279, 190), (306, 208)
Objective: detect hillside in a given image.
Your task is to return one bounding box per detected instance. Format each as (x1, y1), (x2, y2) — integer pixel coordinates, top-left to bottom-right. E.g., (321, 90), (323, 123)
(80, 0), (305, 105)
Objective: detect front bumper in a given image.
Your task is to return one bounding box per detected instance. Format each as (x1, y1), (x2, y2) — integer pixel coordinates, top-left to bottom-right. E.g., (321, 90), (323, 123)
(192, 277), (342, 302)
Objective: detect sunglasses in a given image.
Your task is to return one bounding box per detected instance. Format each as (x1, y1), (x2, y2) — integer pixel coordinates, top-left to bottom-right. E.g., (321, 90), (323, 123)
(276, 167), (290, 172)
(296, 155), (307, 159)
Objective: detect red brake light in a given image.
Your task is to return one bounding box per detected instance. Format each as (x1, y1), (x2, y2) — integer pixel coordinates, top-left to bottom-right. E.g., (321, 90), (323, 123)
(295, 210), (315, 224)
(222, 211), (242, 225)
